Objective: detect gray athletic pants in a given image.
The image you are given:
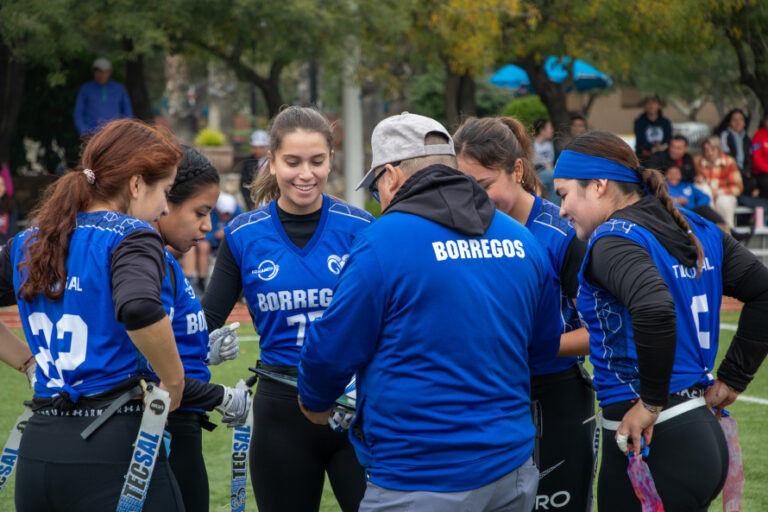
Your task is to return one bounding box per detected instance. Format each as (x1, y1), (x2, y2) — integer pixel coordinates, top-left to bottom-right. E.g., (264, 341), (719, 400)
(359, 457), (538, 512)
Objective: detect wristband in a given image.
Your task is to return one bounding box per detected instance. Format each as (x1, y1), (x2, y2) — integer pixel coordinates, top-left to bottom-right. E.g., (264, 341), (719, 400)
(18, 355), (35, 373)
(640, 400), (663, 414)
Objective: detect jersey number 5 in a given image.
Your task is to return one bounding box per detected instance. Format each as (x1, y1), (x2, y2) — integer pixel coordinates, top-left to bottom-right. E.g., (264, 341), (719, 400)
(287, 311), (324, 346)
(28, 312), (88, 388)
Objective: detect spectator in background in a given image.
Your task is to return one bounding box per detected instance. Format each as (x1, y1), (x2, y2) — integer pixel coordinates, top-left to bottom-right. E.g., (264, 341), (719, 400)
(695, 136), (743, 229)
(649, 134), (697, 182)
(240, 130), (269, 210)
(634, 95), (672, 163)
(532, 118), (557, 203)
(0, 176), (18, 245)
(716, 109), (757, 196)
(554, 112), (588, 167)
(187, 192), (242, 293)
(753, 112), (768, 199)
(665, 164), (728, 233)
(73, 58), (133, 136)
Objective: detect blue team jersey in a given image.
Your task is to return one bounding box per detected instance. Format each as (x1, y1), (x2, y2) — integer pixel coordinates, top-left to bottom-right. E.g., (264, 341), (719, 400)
(11, 212), (156, 401)
(161, 250), (210, 383)
(525, 195), (581, 376)
(578, 210), (724, 406)
(225, 195), (374, 365)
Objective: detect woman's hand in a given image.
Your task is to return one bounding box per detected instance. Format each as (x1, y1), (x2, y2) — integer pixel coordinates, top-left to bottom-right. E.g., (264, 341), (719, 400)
(705, 379), (739, 417)
(616, 400), (659, 456)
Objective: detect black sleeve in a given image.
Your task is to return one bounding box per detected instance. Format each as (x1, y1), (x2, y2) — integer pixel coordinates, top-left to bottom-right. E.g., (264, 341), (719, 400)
(585, 236), (677, 407)
(0, 238), (17, 306)
(202, 237), (243, 330)
(560, 235), (587, 300)
(717, 234), (768, 391)
(180, 376), (225, 410)
(111, 229), (167, 330)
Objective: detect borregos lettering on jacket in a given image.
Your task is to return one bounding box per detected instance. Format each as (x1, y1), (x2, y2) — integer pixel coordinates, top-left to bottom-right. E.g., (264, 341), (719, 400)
(432, 239), (525, 261)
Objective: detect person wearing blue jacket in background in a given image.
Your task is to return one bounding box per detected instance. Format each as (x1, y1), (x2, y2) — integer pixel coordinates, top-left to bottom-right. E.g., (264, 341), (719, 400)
(665, 164), (729, 234)
(453, 116), (594, 512)
(298, 112), (562, 512)
(73, 58), (133, 136)
(554, 131), (768, 511)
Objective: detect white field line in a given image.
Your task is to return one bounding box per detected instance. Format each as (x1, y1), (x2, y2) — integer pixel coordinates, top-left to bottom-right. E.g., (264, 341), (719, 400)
(738, 395), (768, 406)
(721, 323), (738, 331)
(239, 335), (259, 342)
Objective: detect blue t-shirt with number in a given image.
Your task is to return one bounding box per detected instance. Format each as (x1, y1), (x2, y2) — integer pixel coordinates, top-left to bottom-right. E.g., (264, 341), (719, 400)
(161, 250), (211, 383)
(225, 195), (374, 365)
(577, 210), (724, 406)
(12, 212), (155, 400)
(525, 195), (582, 376)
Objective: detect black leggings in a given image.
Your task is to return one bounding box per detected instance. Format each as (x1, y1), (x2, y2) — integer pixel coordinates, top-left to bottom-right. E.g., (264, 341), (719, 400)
(531, 364), (596, 512)
(167, 410), (209, 512)
(15, 412), (183, 512)
(250, 374), (366, 512)
(598, 396), (728, 512)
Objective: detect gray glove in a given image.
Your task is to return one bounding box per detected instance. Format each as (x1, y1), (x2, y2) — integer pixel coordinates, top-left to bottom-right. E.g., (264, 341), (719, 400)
(215, 384), (252, 427)
(207, 322), (240, 366)
(25, 362), (37, 387)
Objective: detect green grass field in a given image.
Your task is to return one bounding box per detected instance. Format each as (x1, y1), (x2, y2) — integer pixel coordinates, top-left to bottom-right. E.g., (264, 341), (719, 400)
(0, 312), (765, 511)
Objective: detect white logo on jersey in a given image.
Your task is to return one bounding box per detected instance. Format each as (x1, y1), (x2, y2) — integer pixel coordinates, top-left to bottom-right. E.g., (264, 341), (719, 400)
(327, 254), (349, 275)
(254, 260), (279, 281)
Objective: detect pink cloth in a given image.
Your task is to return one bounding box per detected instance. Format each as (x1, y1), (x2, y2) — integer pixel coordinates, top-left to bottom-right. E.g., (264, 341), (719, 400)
(0, 163), (13, 197)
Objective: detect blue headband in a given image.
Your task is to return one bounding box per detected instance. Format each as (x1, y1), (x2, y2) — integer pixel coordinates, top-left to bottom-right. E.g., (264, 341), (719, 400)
(553, 150), (641, 184)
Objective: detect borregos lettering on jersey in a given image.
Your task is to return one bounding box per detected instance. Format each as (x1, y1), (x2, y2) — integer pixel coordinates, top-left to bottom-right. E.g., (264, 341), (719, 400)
(432, 238), (525, 262)
(256, 288), (333, 312)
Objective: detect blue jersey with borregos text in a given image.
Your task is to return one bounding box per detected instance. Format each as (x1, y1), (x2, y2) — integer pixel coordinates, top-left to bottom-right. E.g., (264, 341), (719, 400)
(577, 210), (724, 406)
(525, 195), (582, 376)
(161, 250), (210, 383)
(11, 212), (156, 401)
(225, 195), (374, 366)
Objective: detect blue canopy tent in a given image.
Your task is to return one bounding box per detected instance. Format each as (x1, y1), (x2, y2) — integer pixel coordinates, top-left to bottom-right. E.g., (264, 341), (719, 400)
(490, 57), (612, 93)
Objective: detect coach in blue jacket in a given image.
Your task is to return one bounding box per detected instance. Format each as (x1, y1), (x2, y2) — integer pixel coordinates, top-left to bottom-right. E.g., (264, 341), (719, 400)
(298, 112), (561, 511)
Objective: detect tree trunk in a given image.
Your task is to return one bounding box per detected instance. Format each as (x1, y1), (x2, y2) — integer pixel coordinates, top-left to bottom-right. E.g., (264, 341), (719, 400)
(444, 64), (461, 130)
(122, 38), (153, 122)
(518, 57), (570, 150)
(458, 73), (476, 123)
(0, 42), (26, 166)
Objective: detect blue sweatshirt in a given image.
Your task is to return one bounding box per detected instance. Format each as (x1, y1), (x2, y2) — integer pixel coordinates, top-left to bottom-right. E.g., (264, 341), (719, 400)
(666, 181), (711, 210)
(298, 165), (561, 492)
(73, 80), (133, 135)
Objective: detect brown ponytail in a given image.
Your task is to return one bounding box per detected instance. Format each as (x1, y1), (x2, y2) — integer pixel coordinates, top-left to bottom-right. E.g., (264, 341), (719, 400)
(251, 168), (279, 207)
(19, 119), (182, 302)
(453, 116), (543, 195)
(566, 131), (705, 274)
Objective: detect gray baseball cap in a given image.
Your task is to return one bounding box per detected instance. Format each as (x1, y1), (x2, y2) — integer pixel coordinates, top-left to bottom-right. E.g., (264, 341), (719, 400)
(357, 112), (455, 190)
(92, 58), (112, 71)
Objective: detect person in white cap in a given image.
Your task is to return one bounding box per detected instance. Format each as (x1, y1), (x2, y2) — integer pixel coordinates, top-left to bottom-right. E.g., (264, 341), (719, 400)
(73, 57), (133, 136)
(240, 130), (270, 210)
(298, 112), (561, 511)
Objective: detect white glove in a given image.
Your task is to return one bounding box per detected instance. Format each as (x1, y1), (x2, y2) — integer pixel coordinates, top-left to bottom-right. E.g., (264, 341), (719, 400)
(215, 384), (252, 428)
(328, 376), (357, 432)
(329, 410), (355, 432)
(207, 322), (240, 366)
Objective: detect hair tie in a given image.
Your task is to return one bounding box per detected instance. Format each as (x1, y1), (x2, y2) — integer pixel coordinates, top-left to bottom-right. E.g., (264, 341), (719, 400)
(83, 169), (95, 185)
(637, 165), (646, 174)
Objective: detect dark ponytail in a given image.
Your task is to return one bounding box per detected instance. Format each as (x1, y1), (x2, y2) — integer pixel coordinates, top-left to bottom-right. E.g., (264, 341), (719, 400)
(566, 131), (705, 274)
(453, 116), (542, 195)
(19, 119), (182, 302)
